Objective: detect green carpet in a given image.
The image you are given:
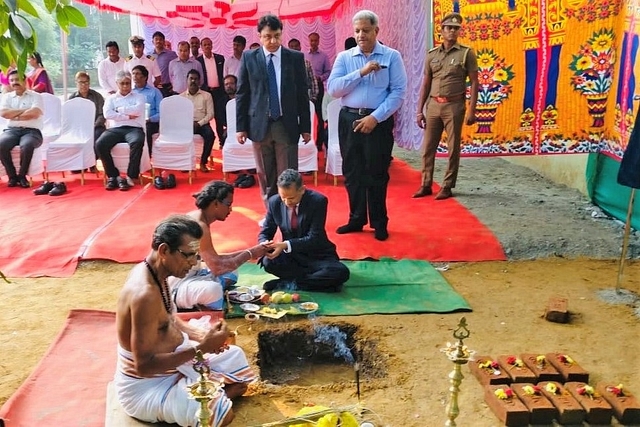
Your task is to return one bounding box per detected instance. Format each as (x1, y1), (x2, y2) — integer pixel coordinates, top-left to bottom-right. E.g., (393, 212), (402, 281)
(227, 258), (471, 317)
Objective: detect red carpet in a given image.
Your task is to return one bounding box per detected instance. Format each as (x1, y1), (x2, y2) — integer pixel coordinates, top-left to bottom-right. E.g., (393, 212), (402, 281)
(0, 310), (222, 426)
(1, 157), (505, 277)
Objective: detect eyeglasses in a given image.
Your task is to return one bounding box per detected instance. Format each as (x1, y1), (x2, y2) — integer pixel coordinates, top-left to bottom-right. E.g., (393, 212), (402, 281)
(76, 81), (90, 85)
(176, 248), (199, 260)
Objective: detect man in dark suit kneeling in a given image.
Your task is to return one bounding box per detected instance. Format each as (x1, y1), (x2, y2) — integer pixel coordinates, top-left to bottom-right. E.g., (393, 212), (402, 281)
(258, 169), (350, 292)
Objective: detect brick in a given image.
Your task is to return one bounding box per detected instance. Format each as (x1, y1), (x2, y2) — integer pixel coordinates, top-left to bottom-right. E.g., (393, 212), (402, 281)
(538, 381), (586, 425)
(511, 383), (558, 425)
(544, 296), (569, 323)
(545, 352), (589, 383)
(520, 353), (563, 383)
(497, 355), (537, 383)
(469, 355), (511, 386)
(565, 382), (612, 425)
(597, 382), (640, 425)
(484, 385), (529, 426)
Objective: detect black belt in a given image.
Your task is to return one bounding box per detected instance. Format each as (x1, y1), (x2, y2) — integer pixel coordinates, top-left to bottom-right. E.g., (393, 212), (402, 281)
(342, 107), (375, 116)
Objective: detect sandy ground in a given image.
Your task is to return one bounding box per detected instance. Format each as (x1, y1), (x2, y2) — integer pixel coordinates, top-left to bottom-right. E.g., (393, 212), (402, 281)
(1, 153), (639, 426)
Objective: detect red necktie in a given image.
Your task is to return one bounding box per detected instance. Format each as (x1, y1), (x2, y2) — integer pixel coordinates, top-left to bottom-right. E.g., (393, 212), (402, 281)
(290, 207), (298, 230)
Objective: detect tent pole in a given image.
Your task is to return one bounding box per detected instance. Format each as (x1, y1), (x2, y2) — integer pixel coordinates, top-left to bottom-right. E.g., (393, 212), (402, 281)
(616, 188), (636, 293)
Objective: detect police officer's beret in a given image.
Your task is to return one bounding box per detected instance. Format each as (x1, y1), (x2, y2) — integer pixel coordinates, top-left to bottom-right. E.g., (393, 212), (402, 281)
(442, 13), (463, 27)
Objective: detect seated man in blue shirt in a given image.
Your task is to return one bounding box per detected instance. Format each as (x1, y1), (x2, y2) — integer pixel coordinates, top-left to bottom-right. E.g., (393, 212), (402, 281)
(131, 65), (162, 156)
(258, 169), (349, 292)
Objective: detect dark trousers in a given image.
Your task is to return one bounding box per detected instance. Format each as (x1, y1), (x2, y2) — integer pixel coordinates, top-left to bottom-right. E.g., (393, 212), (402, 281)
(194, 123), (215, 165)
(261, 253), (350, 292)
(94, 126), (106, 160)
(338, 109), (394, 230)
(206, 87), (226, 144)
(0, 127), (43, 178)
(252, 120), (297, 205)
(96, 126), (144, 179)
(145, 121), (159, 156)
(314, 78), (325, 148)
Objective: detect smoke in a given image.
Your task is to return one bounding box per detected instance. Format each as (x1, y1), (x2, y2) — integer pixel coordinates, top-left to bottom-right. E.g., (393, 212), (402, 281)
(313, 324), (355, 364)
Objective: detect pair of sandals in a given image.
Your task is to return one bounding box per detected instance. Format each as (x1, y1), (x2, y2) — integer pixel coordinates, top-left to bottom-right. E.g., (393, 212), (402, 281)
(233, 173), (256, 188)
(33, 181), (67, 196)
(154, 174), (177, 190)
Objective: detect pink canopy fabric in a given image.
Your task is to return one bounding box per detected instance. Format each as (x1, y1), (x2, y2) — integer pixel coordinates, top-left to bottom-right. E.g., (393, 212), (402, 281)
(76, 0), (347, 28)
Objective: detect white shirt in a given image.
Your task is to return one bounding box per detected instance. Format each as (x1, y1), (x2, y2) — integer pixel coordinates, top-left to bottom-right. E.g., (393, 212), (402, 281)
(262, 46), (282, 111)
(103, 91), (146, 128)
(223, 55), (241, 77)
(123, 55), (161, 80)
(98, 57), (125, 94)
(201, 54), (219, 89)
(0, 90), (43, 130)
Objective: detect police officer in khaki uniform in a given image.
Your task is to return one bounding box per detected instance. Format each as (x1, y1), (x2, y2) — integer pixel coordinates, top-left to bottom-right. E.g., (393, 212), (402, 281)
(413, 12), (478, 200)
(123, 36), (162, 89)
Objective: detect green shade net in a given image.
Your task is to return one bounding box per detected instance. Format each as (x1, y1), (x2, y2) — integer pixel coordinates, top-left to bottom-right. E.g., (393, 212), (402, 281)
(586, 153), (640, 230)
(226, 258), (471, 317)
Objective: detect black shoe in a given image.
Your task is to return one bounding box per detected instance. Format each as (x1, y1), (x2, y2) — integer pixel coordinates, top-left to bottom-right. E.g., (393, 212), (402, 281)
(71, 170), (82, 174)
(154, 176), (165, 190)
(237, 174), (255, 188)
(33, 181), (55, 195)
(233, 173), (247, 187)
(374, 228), (389, 241)
(336, 223), (363, 234)
(49, 182), (67, 196)
(7, 177), (18, 187)
(18, 176), (30, 188)
(117, 176), (130, 191)
(105, 177), (118, 191)
(165, 174), (176, 189)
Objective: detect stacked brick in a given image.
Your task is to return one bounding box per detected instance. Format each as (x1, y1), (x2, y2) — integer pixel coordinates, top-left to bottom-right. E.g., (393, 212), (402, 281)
(469, 352), (640, 426)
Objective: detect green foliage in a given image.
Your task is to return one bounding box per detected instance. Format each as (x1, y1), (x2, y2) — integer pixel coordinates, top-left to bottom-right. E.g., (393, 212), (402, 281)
(0, 0), (87, 73)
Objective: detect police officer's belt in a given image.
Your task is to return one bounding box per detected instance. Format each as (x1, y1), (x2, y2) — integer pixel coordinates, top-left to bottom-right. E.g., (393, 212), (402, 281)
(342, 107), (375, 115)
(431, 94), (465, 103)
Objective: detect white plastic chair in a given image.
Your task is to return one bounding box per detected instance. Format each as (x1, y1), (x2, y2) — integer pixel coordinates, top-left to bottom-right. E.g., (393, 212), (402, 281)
(40, 93), (62, 158)
(221, 98), (256, 179)
(151, 95), (202, 184)
(298, 101), (318, 185)
(0, 116), (46, 184)
(46, 97), (97, 185)
(324, 99), (342, 185)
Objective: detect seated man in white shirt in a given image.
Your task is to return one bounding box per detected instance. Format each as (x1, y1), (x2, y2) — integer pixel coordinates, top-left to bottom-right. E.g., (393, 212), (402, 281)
(96, 70), (146, 191)
(180, 69), (215, 173)
(0, 70), (43, 188)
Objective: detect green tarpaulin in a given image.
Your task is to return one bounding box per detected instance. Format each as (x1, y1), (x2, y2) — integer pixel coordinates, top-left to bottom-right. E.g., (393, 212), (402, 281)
(227, 258), (471, 317)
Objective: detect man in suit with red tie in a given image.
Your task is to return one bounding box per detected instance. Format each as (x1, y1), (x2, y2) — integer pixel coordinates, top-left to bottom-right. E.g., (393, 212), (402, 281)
(236, 14), (311, 206)
(197, 37), (226, 147)
(258, 169), (350, 292)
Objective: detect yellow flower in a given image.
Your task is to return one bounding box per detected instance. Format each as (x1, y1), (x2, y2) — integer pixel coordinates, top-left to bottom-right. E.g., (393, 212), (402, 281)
(575, 57), (593, 71)
(592, 33), (613, 51)
(494, 69), (508, 82)
(536, 355), (545, 364)
(545, 382), (558, 394)
(477, 52), (495, 68)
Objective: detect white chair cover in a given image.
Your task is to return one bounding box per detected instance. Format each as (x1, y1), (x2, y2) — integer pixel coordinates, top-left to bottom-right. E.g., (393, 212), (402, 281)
(46, 98), (96, 181)
(152, 95), (197, 172)
(40, 93), (62, 158)
(106, 120), (151, 181)
(324, 99), (342, 183)
(298, 101), (318, 184)
(221, 98), (256, 173)
(0, 116), (45, 181)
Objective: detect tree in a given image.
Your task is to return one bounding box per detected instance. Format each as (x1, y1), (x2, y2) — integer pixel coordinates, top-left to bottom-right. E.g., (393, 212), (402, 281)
(0, 0), (88, 74)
